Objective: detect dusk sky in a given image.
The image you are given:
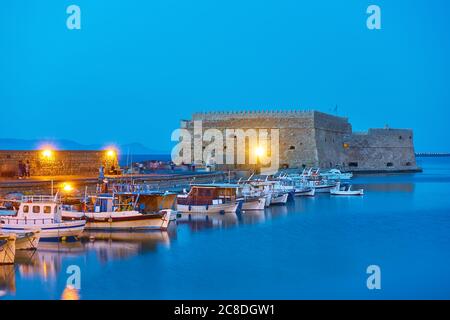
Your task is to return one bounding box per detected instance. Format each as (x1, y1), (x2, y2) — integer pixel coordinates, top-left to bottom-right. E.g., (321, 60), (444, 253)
(1, 0), (449, 153)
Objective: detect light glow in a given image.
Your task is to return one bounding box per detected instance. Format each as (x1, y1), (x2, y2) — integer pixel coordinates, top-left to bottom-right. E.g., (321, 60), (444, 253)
(255, 146), (265, 157)
(62, 183), (74, 193)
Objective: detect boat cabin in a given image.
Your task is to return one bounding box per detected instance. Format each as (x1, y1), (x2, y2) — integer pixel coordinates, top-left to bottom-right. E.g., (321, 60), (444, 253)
(73, 192), (177, 214)
(178, 184), (240, 206)
(2, 195), (62, 223)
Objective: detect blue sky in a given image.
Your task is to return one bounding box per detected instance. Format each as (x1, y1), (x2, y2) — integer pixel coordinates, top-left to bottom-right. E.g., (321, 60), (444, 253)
(1, 0), (449, 152)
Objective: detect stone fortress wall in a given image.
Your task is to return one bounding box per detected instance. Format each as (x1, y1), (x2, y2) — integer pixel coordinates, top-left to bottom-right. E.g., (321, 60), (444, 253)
(181, 110), (420, 173)
(0, 150), (116, 177)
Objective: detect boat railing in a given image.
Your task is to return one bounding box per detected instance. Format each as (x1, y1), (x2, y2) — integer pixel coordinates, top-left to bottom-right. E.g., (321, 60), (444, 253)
(1, 217), (55, 225)
(22, 195), (59, 203)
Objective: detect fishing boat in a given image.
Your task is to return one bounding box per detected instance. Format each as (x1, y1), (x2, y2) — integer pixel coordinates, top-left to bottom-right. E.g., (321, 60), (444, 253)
(270, 192), (289, 204)
(0, 196), (86, 241)
(177, 184), (240, 213)
(295, 187), (316, 197)
(330, 182), (364, 196)
(0, 234), (16, 264)
(240, 196), (266, 211)
(320, 169), (353, 180)
(15, 231), (40, 250)
(62, 190), (176, 231)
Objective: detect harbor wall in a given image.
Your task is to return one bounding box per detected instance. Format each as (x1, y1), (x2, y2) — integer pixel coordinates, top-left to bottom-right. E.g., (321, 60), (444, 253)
(0, 150), (116, 177)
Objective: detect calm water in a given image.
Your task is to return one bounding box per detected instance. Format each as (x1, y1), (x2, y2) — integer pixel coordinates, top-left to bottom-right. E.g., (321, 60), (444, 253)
(2, 157), (450, 299)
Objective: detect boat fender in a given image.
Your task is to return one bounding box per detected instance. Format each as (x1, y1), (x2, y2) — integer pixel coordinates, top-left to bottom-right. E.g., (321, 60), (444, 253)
(188, 205), (191, 211)
(206, 205), (209, 211)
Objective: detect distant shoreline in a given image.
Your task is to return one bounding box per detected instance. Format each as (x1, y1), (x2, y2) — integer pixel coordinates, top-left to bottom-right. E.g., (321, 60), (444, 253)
(416, 153), (450, 157)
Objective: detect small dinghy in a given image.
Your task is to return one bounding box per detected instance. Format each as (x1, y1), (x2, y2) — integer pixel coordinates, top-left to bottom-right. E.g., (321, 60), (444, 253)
(15, 230), (41, 250)
(330, 182), (364, 196)
(0, 234), (16, 264)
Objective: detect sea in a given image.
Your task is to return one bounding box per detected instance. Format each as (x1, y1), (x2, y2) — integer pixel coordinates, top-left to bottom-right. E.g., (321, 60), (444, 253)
(1, 157), (450, 299)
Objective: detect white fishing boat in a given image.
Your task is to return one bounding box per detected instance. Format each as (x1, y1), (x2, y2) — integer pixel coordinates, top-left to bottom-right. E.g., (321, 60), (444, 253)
(307, 178), (336, 193)
(320, 169), (353, 180)
(62, 190), (176, 231)
(330, 182), (364, 196)
(177, 184), (240, 213)
(270, 192), (289, 204)
(240, 196), (266, 211)
(295, 187), (316, 197)
(241, 180), (275, 207)
(15, 230), (41, 250)
(0, 196), (85, 241)
(0, 234), (16, 264)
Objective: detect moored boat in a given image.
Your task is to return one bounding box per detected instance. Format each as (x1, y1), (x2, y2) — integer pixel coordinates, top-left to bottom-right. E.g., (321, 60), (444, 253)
(15, 231), (40, 250)
(295, 187), (316, 197)
(320, 169), (353, 180)
(240, 196), (266, 211)
(62, 190), (176, 231)
(270, 192), (289, 204)
(330, 182), (364, 196)
(0, 234), (16, 264)
(0, 196), (85, 241)
(177, 184), (240, 213)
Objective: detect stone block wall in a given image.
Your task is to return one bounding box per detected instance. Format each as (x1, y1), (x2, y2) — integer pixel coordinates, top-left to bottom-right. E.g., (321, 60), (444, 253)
(179, 110), (420, 173)
(343, 128), (418, 172)
(0, 150), (117, 177)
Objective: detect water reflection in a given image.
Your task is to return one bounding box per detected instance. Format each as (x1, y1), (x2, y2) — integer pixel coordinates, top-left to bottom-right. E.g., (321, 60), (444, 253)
(0, 230), (173, 297)
(0, 265), (15, 297)
(176, 212), (239, 231)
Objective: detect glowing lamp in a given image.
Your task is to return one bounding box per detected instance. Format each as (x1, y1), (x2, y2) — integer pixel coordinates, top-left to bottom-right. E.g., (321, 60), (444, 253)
(106, 150), (116, 158)
(255, 146), (265, 157)
(42, 149), (53, 158)
(62, 183), (74, 193)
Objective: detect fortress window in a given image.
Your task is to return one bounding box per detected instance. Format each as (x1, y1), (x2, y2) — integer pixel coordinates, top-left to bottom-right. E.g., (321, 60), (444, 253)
(409, 136), (412, 139)
(289, 146), (295, 150)
(348, 162), (358, 167)
(405, 162), (412, 166)
(6, 154), (11, 159)
(399, 136), (402, 140)
(386, 162), (394, 167)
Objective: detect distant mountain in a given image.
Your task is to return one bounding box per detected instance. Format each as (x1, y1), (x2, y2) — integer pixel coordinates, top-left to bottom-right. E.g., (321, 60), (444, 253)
(0, 138), (166, 155)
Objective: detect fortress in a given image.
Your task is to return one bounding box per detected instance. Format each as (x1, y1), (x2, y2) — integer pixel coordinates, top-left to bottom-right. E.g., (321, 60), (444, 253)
(180, 110), (420, 173)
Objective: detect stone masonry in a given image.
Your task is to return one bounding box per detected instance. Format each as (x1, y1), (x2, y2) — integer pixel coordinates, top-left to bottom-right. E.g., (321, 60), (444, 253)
(0, 150), (117, 177)
(180, 110), (420, 173)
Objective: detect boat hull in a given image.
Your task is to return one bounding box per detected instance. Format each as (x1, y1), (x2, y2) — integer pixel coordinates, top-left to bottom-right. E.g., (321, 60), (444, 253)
(241, 197), (266, 211)
(62, 210), (171, 231)
(313, 185), (336, 193)
(270, 193), (289, 205)
(0, 220), (86, 240)
(177, 202), (238, 214)
(330, 190), (364, 196)
(0, 234), (16, 264)
(15, 232), (40, 250)
(295, 188), (316, 197)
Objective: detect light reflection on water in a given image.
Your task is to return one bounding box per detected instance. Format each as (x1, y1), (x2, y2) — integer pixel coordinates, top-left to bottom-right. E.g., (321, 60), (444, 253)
(1, 157), (450, 299)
